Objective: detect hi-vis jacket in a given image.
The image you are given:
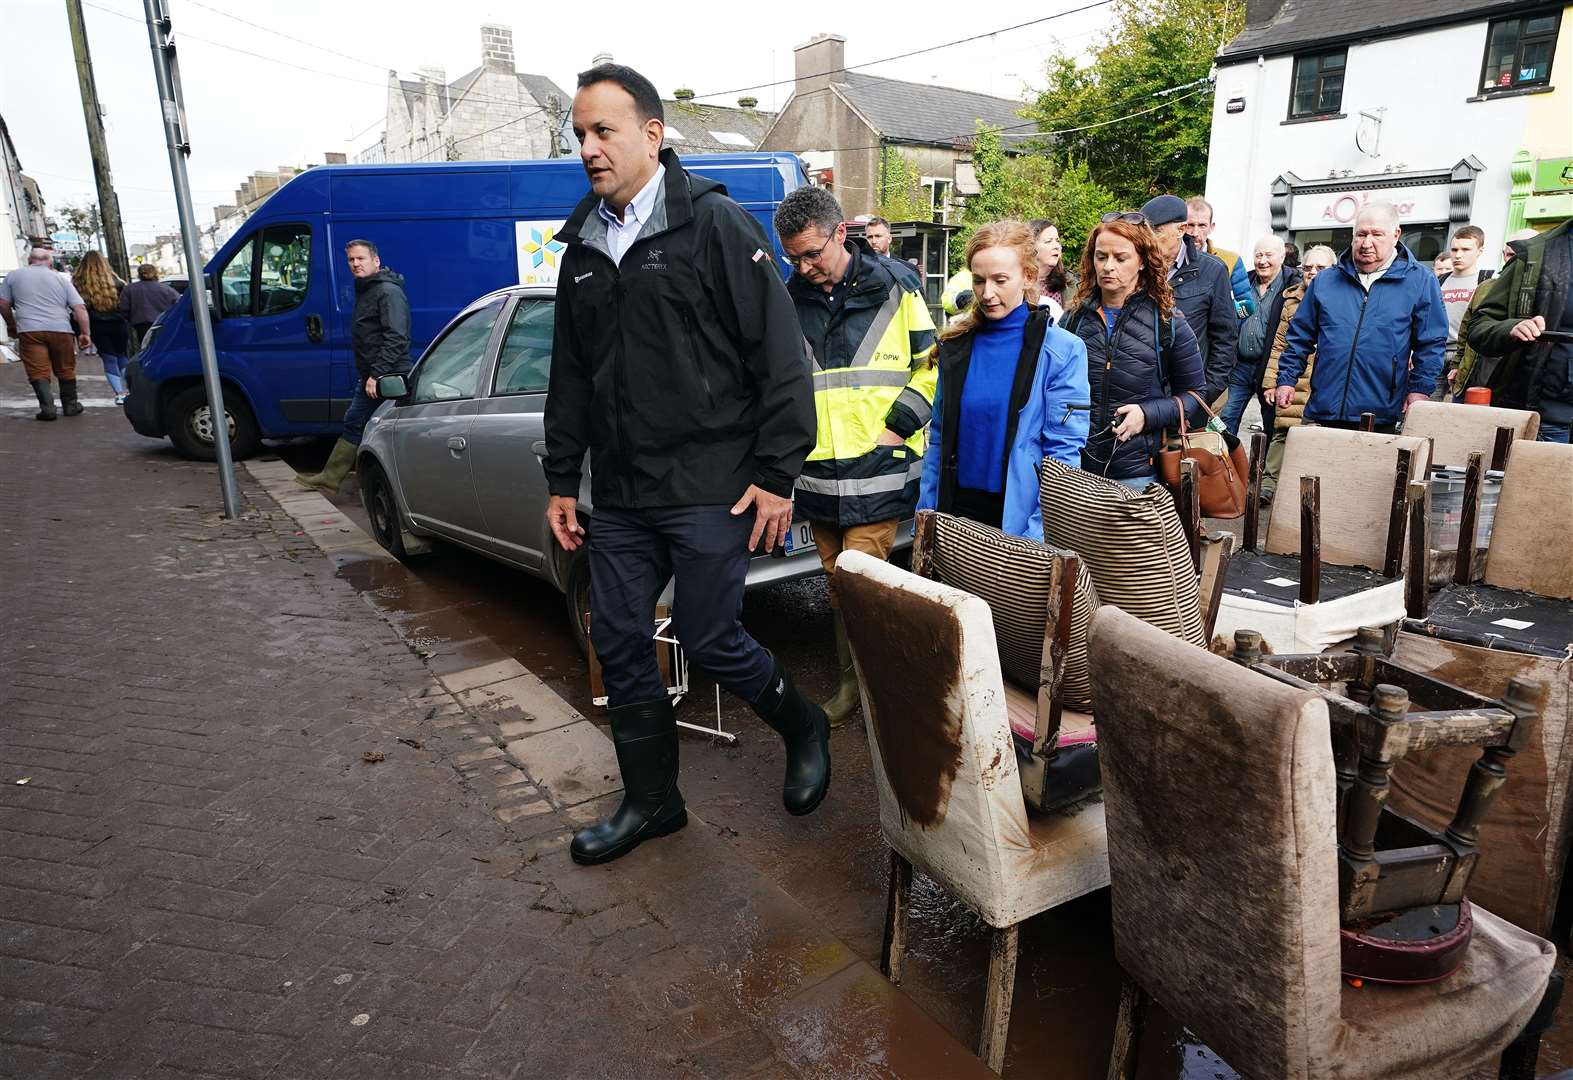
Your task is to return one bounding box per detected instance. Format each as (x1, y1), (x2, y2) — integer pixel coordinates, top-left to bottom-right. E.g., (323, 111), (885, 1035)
(786, 239), (938, 525)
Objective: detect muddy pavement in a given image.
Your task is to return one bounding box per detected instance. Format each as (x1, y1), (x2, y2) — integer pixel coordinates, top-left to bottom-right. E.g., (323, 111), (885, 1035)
(270, 435), (1567, 1079)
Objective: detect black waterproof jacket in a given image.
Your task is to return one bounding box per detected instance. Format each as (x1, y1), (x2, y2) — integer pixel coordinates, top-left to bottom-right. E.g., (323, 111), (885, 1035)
(544, 149), (815, 509)
(1062, 292), (1205, 481)
(1170, 234), (1239, 404)
(351, 268), (411, 380)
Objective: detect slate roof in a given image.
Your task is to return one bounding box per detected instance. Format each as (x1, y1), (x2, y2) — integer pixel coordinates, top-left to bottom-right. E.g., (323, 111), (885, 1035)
(661, 100), (777, 152)
(397, 67), (569, 117)
(836, 71), (1032, 148)
(1218, 0), (1543, 61)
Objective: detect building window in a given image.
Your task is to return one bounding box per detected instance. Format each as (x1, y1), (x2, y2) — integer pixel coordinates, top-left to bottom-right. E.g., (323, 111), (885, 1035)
(1289, 49), (1346, 118)
(1480, 10), (1561, 92)
(928, 178), (953, 224)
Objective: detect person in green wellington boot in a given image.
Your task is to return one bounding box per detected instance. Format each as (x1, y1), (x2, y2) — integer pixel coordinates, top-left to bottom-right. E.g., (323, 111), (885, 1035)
(297, 239), (410, 493)
(544, 64), (828, 867)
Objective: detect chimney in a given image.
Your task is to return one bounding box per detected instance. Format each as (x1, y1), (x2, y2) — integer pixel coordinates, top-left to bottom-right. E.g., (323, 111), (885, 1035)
(417, 64), (447, 86)
(674, 88), (695, 101)
(591, 51), (614, 67)
(793, 33), (845, 96)
(481, 24), (514, 73)
(737, 96), (758, 110)
(324, 152), (347, 165)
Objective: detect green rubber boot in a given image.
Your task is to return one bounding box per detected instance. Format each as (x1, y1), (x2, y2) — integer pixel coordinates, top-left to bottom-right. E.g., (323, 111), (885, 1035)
(295, 438), (356, 493)
(820, 612), (860, 729)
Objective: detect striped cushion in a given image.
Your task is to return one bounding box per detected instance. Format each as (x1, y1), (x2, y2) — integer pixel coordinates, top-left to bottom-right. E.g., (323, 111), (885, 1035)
(927, 512), (1100, 713)
(1038, 459), (1205, 647)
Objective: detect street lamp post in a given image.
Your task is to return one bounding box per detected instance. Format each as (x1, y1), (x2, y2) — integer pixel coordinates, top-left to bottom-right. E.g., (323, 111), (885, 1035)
(142, 0), (239, 518)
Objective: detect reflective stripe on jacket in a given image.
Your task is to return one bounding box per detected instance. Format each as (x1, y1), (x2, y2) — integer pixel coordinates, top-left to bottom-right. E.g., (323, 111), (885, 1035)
(787, 240), (937, 525)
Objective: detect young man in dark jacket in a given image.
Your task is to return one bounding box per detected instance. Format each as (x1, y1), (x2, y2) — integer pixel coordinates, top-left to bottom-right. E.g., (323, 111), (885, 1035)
(1141, 194), (1239, 409)
(295, 240), (410, 491)
(1467, 217), (1573, 442)
(544, 64), (825, 866)
(1273, 202), (1447, 431)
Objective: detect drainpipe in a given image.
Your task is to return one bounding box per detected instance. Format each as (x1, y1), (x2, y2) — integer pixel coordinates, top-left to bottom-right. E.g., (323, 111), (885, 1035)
(1237, 54), (1267, 243)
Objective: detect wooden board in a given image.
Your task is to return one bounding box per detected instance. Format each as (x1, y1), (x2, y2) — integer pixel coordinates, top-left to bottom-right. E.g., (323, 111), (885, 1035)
(1265, 427), (1430, 571)
(1402, 400), (1539, 468)
(1482, 439), (1573, 600)
(1387, 630), (1573, 935)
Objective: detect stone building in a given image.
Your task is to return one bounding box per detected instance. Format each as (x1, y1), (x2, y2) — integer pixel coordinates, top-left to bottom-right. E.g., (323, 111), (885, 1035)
(758, 34), (1033, 220)
(378, 25), (569, 164)
(198, 153), (348, 258)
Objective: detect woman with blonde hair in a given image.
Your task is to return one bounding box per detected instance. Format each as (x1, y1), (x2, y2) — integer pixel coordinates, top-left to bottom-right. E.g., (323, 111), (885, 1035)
(917, 220), (1089, 539)
(1059, 212), (1206, 490)
(72, 251), (132, 404)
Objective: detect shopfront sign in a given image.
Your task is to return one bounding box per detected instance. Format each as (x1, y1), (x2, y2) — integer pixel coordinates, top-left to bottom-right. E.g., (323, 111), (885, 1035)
(1289, 184), (1452, 230)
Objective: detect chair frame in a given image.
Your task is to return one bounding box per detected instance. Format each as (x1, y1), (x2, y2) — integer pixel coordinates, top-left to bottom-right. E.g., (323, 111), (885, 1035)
(1229, 625), (1541, 924)
(1241, 430), (1431, 619)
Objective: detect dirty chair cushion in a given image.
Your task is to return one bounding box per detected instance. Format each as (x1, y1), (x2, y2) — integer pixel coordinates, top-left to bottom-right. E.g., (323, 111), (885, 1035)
(1038, 459), (1205, 647)
(927, 512), (1100, 712)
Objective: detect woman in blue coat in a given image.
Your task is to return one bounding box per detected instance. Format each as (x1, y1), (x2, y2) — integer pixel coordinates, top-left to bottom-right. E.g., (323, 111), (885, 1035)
(918, 220), (1090, 540)
(1060, 213), (1207, 489)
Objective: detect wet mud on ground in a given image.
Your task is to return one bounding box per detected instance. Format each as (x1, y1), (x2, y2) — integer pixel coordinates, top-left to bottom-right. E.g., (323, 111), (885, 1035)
(263, 435), (1570, 1078)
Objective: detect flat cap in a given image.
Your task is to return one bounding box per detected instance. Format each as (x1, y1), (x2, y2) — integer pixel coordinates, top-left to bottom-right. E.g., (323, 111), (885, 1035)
(1140, 194), (1188, 227)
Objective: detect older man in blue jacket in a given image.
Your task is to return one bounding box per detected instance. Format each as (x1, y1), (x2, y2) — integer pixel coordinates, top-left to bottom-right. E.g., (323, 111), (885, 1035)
(1273, 201), (1447, 431)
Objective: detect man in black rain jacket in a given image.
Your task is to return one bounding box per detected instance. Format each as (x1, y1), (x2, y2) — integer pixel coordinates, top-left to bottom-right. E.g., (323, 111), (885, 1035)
(544, 64), (828, 867)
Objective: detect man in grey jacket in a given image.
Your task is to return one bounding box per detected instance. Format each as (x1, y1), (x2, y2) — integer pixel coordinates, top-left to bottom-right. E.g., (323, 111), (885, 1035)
(296, 239), (410, 492)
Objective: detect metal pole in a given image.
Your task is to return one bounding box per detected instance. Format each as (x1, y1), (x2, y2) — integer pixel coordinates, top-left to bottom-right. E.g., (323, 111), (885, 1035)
(65, 0), (130, 280)
(143, 0), (238, 517)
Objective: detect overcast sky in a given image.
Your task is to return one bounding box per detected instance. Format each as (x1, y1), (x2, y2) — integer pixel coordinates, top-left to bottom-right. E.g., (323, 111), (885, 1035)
(3, 0), (1108, 245)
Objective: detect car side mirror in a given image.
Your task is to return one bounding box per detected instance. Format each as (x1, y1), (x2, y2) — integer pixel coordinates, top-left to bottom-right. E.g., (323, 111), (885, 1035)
(377, 373), (409, 400)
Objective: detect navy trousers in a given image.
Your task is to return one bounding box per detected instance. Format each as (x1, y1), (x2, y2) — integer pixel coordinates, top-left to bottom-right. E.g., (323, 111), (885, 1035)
(588, 505), (774, 709)
(341, 383), (378, 446)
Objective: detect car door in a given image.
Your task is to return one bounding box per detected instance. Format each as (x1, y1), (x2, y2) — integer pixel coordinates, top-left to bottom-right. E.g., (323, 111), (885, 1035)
(467, 292), (556, 570)
(211, 219), (332, 433)
(388, 298), (505, 544)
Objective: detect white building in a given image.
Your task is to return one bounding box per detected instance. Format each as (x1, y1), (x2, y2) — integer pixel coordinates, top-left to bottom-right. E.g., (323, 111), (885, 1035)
(1206, 0), (1573, 268)
(378, 25), (568, 163)
(0, 113), (47, 273)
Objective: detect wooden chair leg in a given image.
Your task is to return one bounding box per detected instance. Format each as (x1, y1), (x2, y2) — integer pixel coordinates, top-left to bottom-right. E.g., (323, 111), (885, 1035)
(1107, 976), (1150, 1080)
(879, 849), (912, 985)
(977, 922), (1019, 1074)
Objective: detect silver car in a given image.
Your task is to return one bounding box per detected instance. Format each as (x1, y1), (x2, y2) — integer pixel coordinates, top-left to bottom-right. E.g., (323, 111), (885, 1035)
(356, 284), (901, 647)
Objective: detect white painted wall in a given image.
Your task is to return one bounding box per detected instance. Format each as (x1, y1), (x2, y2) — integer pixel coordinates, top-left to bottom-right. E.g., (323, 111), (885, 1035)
(1206, 19), (1546, 271)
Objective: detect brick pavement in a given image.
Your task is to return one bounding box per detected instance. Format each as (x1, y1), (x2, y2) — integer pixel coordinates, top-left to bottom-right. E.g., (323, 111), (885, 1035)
(0, 402), (993, 1078)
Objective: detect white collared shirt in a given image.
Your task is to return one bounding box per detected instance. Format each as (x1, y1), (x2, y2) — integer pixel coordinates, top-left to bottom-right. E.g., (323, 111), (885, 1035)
(598, 164), (665, 265)
(1357, 251), (1397, 291)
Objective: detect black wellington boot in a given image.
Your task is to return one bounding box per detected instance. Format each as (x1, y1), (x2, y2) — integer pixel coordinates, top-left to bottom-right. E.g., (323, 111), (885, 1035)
(569, 697), (686, 865)
(59, 379), (84, 417)
(752, 658), (831, 816)
(31, 379), (57, 421)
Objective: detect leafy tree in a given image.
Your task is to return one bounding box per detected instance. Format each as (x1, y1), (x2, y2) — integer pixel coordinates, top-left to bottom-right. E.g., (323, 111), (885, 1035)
(58, 202), (103, 249)
(1026, 0), (1244, 208)
(875, 145), (929, 223)
(953, 125), (1119, 273)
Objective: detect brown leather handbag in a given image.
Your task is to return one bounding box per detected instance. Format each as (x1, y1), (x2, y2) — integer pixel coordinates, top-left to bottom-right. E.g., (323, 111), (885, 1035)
(1158, 389), (1250, 518)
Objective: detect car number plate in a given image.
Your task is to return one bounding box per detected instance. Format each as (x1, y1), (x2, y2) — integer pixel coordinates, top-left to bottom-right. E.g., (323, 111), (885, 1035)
(782, 521), (815, 555)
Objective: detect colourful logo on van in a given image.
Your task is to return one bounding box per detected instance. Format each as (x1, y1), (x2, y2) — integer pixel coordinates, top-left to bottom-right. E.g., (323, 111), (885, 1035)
(516, 220), (568, 286)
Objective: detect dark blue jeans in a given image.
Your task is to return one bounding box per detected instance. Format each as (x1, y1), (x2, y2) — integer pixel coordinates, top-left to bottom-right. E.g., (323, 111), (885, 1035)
(1539, 419), (1571, 443)
(1219, 360), (1260, 438)
(588, 505), (774, 709)
(342, 383), (377, 446)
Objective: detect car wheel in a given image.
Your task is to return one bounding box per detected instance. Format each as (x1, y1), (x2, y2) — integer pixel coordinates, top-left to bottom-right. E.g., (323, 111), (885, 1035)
(360, 459), (415, 561)
(564, 549), (591, 657)
(166, 384), (261, 461)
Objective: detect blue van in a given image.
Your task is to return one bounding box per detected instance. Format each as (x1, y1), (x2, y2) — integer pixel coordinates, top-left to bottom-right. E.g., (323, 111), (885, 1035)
(123, 153), (806, 459)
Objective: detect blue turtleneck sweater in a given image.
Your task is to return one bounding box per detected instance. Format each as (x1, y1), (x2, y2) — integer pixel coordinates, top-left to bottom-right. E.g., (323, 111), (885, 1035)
(956, 301), (1029, 493)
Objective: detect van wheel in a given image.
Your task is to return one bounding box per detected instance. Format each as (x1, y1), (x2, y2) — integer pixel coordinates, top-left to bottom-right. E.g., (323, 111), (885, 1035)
(564, 550), (591, 657)
(166, 384), (261, 461)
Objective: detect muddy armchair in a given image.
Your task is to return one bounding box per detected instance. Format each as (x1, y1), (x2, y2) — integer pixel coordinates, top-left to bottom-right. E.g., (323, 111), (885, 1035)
(1089, 606), (1557, 1080)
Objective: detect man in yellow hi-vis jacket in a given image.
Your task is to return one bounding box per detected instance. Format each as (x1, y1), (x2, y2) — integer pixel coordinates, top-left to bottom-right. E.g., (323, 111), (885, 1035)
(775, 186), (937, 725)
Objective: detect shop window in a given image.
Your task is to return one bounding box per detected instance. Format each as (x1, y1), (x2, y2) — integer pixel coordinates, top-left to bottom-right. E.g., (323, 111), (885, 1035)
(1480, 10), (1561, 93)
(1289, 49), (1346, 119)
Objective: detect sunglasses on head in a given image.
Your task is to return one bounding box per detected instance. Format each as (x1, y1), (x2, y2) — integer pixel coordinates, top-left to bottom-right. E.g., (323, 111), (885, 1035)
(1100, 211), (1148, 225)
